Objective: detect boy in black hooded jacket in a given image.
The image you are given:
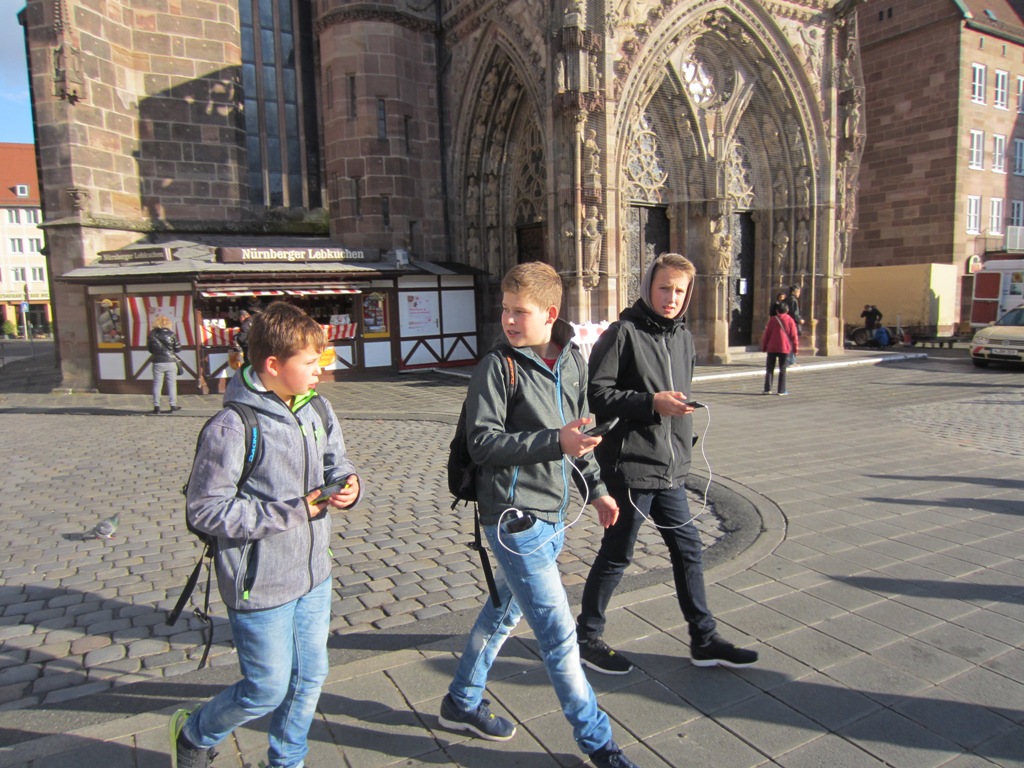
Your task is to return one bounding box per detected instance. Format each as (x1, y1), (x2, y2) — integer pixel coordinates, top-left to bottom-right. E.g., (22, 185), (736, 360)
(576, 253), (759, 674)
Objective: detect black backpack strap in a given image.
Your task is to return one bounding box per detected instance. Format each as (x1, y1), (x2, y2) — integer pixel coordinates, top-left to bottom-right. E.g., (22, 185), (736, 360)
(167, 403), (262, 670)
(225, 402), (262, 489)
(309, 392), (330, 431)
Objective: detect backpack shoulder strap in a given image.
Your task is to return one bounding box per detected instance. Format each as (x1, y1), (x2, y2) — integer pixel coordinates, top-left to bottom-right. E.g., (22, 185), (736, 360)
(309, 393), (331, 428)
(224, 402), (262, 489)
(503, 354), (517, 402)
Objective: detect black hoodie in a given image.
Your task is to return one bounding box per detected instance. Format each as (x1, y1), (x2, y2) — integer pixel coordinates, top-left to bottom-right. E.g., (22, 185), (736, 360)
(587, 260), (696, 490)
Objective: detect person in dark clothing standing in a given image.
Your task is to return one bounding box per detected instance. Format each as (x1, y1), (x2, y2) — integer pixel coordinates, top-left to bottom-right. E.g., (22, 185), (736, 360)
(860, 304), (883, 330)
(147, 315), (181, 414)
(785, 285), (803, 328)
(575, 253), (759, 676)
(236, 310), (253, 363)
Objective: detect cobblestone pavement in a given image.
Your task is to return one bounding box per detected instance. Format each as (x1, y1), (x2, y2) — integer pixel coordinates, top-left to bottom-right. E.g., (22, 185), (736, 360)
(1, 346), (1024, 767)
(0, 357), (722, 711)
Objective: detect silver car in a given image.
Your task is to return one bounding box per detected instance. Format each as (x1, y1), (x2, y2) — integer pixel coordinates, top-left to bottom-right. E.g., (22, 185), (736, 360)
(970, 306), (1024, 367)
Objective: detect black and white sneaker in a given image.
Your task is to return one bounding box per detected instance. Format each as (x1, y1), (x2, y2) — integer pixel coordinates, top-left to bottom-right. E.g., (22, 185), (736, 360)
(579, 638), (634, 675)
(438, 693), (516, 741)
(690, 635), (759, 668)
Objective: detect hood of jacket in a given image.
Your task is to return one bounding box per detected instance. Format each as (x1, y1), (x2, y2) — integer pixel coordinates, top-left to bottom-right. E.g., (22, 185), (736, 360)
(638, 256), (694, 322)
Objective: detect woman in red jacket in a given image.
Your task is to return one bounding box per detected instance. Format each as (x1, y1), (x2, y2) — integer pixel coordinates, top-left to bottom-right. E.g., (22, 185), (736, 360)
(760, 301), (799, 396)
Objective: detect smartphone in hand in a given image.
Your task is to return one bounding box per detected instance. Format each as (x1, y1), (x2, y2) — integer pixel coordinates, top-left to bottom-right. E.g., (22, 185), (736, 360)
(584, 417), (620, 437)
(311, 480), (346, 505)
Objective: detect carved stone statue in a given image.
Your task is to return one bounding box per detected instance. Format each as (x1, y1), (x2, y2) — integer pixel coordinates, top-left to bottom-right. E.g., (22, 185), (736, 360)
(465, 178), (480, 221)
(795, 220), (810, 267)
(710, 217), (732, 274)
(795, 166), (810, 210)
(584, 129), (601, 176)
(773, 171), (788, 209)
(480, 68), (498, 105)
(773, 222), (789, 273)
(555, 55), (566, 94)
(484, 176), (498, 227)
(583, 206), (602, 277)
(844, 97), (861, 139)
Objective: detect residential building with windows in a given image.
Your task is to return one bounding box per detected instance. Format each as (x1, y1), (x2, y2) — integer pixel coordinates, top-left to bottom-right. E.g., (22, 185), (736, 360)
(0, 143), (49, 336)
(854, 0), (1024, 333)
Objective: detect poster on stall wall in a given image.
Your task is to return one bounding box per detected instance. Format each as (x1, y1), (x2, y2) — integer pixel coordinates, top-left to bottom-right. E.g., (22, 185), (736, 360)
(401, 292), (438, 336)
(363, 293), (390, 338)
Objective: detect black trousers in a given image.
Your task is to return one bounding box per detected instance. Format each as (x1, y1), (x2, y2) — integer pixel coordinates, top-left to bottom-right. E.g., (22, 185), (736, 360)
(764, 352), (788, 394)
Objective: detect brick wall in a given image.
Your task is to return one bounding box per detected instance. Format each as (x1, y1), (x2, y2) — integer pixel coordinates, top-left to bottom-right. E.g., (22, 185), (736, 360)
(854, 0), (963, 268)
(319, 16), (445, 258)
(23, 0), (247, 229)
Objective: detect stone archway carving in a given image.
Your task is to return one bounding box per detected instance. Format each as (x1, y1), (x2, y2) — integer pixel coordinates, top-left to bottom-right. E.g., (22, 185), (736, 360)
(454, 44), (543, 278)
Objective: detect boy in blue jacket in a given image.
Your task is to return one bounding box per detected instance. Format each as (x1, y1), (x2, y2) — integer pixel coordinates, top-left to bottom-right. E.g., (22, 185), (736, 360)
(439, 262), (641, 768)
(171, 301), (361, 768)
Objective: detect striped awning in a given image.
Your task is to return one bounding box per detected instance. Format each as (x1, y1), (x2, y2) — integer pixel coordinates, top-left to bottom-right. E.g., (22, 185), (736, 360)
(285, 288), (361, 295)
(199, 289), (286, 298)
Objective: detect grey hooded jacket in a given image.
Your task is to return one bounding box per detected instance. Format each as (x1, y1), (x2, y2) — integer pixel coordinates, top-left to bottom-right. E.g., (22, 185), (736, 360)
(186, 367), (360, 611)
(588, 258), (696, 490)
(467, 318), (608, 526)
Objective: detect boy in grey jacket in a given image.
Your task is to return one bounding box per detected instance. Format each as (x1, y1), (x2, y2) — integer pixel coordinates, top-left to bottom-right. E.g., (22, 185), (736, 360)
(171, 302), (361, 768)
(439, 262), (641, 768)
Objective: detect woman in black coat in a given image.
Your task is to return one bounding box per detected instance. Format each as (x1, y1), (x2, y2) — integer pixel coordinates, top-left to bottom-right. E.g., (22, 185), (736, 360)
(147, 315), (181, 414)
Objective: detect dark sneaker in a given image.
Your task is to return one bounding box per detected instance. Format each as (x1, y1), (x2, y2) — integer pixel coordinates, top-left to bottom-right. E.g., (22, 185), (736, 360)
(579, 638), (634, 675)
(438, 693), (516, 741)
(589, 739), (641, 768)
(691, 635), (759, 668)
(169, 708), (217, 768)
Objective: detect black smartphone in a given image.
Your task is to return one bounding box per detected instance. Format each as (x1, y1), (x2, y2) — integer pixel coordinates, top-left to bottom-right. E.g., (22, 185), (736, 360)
(584, 416), (620, 437)
(311, 480), (346, 505)
(684, 400), (706, 409)
(504, 511), (536, 534)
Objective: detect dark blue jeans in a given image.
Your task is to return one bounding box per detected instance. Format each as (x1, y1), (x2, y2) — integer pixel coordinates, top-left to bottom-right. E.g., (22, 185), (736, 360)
(577, 485), (716, 645)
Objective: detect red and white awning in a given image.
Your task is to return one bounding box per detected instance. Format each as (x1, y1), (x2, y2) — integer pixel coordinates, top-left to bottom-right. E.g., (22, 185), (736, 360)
(200, 290), (286, 298)
(286, 288), (361, 296)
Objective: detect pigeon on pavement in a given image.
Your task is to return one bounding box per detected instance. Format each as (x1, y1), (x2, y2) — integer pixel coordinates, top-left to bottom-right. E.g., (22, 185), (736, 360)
(90, 513), (120, 539)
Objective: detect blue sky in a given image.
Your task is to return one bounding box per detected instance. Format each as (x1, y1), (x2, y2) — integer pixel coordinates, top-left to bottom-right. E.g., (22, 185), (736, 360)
(0, 0), (35, 145)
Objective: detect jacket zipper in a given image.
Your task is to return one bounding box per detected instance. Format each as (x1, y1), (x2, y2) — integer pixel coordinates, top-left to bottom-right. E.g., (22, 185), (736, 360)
(294, 407), (316, 594)
(663, 333), (677, 483)
(555, 358), (570, 516)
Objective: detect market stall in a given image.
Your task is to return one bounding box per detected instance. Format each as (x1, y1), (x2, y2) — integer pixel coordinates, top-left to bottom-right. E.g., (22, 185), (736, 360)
(59, 238), (480, 394)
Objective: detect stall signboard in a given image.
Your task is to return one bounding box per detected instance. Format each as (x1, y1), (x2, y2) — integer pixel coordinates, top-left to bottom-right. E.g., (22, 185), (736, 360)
(217, 246), (379, 263)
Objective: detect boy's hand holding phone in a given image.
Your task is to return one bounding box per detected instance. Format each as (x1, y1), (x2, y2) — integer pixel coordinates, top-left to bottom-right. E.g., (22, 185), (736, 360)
(653, 391), (702, 417)
(560, 417), (602, 458)
(305, 475), (360, 518)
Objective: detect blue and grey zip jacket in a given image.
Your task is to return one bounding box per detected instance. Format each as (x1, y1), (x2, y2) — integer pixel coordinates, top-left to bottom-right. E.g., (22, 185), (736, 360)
(186, 366), (360, 611)
(468, 318), (608, 527)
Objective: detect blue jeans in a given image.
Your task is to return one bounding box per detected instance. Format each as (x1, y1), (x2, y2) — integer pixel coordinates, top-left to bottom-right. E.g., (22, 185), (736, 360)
(183, 577), (332, 768)
(448, 517), (612, 755)
(578, 485), (716, 645)
(152, 361), (178, 407)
